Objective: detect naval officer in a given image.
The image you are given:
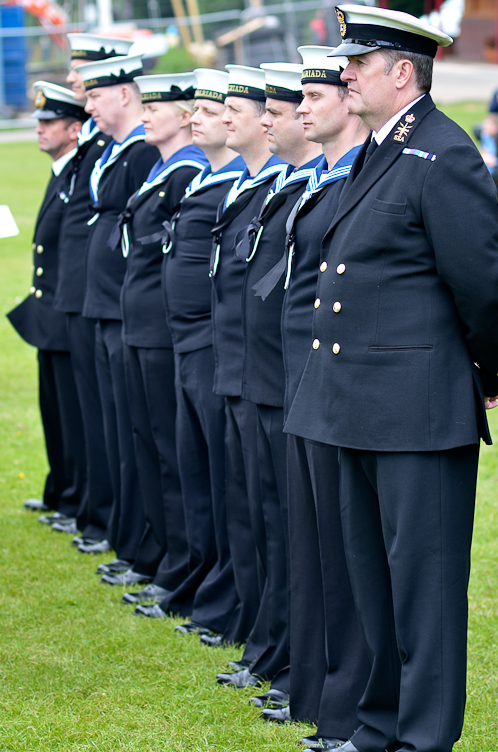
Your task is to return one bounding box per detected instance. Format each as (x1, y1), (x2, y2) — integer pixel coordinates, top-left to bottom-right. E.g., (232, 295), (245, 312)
(285, 7), (498, 752)
(107, 72), (208, 611)
(216, 62), (322, 695)
(76, 53), (159, 575)
(135, 69), (245, 631)
(53, 33), (133, 552)
(8, 82), (87, 527)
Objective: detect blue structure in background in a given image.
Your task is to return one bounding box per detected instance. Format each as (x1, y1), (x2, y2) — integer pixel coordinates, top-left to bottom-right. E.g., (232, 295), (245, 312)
(0, 5), (27, 109)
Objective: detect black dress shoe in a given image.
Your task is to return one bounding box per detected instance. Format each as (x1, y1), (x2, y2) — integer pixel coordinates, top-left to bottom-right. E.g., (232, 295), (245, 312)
(51, 519), (78, 534)
(260, 705), (292, 723)
(333, 743), (360, 752)
(96, 559), (132, 575)
(299, 736), (346, 750)
(200, 633), (223, 647)
(24, 498), (50, 511)
(217, 668), (261, 688)
(134, 604), (167, 618)
(175, 621), (210, 635)
(121, 584), (170, 605)
(78, 539), (112, 554)
(101, 569), (152, 586)
(38, 511), (67, 526)
(250, 688), (289, 708)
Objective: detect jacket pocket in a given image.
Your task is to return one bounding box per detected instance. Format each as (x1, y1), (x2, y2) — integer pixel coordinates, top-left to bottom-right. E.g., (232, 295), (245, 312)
(368, 345), (434, 352)
(371, 199), (407, 215)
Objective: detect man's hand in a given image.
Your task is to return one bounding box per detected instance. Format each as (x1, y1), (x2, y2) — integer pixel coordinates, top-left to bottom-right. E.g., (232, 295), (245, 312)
(484, 395), (498, 409)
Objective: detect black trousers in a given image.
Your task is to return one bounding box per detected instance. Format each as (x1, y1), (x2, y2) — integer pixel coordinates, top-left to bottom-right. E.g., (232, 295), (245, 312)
(221, 396), (265, 646)
(159, 346), (238, 630)
(94, 321), (144, 561)
(38, 349), (86, 518)
(123, 343), (189, 594)
(245, 404), (290, 682)
(287, 435), (370, 739)
(66, 313), (114, 540)
(339, 445), (479, 752)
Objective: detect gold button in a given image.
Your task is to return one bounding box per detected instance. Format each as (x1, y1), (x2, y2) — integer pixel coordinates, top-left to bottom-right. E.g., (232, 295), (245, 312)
(30, 286), (35, 294)
(313, 339), (320, 350)
(37, 245), (43, 254)
(320, 261), (327, 272)
(97, 139), (106, 147)
(35, 289), (43, 299)
(36, 267), (43, 277)
(158, 191), (165, 197)
(332, 343), (341, 354)
(336, 263), (345, 274)
(333, 301), (342, 313)
(314, 298), (321, 309)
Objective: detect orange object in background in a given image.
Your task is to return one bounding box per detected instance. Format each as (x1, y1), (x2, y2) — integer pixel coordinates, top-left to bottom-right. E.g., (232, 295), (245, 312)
(3, 0), (68, 48)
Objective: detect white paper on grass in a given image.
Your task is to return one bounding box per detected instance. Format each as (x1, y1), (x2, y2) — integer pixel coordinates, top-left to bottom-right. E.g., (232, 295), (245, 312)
(0, 205), (19, 238)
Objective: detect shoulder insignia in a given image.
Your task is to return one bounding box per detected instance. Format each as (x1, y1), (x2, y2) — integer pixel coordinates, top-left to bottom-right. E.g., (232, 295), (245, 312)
(392, 121), (413, 143)
(405, 113), (415, 123)
(402, 148), (436, 162)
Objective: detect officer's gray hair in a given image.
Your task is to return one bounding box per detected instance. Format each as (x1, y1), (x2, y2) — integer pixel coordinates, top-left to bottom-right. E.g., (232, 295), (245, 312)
(381, 49), (433, 94)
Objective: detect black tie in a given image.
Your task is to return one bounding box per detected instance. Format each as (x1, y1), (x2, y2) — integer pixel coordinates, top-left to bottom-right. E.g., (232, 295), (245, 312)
(363, 138), (378, 167)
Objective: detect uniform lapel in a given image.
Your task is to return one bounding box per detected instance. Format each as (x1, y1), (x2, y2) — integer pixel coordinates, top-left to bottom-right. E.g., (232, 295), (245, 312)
(325, 94), (436, 236)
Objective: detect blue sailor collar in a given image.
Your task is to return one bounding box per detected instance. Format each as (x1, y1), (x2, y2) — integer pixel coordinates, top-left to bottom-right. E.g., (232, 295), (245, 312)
(78, 116), (100, 147)
(184, 154), (245, 199)
(88, 124), (147, 222)
(270, 154), (323, 196)
(223, 154), (287, 210)
(139, 144), (208, 195)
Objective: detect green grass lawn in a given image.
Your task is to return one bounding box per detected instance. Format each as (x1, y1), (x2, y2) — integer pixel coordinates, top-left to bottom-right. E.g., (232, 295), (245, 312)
(0, 103), (497, 751)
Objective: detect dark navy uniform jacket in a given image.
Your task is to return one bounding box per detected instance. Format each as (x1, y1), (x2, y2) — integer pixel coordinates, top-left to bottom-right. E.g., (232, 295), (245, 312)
(285, 95), (498, 451)
(211, 156), (286, 397)
(82, 130), (158, 321)
(162, 156), (245, 354)
(53, 121), (110, 314)
(241, 157), (322, 408)
(8, 158), (75, 350)
(119, 146), (208, 348)
(281, 149), (360, 419)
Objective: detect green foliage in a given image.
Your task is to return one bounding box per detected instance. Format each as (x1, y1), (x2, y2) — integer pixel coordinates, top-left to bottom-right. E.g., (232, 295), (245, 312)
(0, 103), (496, 749)
(152, 46), (197, 73)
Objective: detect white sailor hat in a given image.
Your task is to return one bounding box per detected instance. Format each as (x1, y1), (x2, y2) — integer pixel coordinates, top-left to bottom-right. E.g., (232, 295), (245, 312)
(31, 80), (89, 120)
(225, 65), (266, 102)
(67, 33), (134, 61)
(260, 63), (303, 102)
(135, 72), (197, 102)
(193, 68), (229, 103)
(330, 4), (452, 58)
(297, 46), (348, 86)
(76, 54), (143, 91)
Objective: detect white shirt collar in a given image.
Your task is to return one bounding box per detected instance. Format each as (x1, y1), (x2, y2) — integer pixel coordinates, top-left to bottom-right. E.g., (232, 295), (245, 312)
(52, 147), (78, 176)
(373, 94), (425, 146)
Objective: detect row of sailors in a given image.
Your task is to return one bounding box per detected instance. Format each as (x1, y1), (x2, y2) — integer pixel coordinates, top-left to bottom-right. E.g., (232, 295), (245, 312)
(9, 5), (487, 751)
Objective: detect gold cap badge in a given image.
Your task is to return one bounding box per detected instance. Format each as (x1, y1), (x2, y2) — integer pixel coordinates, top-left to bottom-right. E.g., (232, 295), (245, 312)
(34, 90), (46, 108)
(336, 9), (347, 37)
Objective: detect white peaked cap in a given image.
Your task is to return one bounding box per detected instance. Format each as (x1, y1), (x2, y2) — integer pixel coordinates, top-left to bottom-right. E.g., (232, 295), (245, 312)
(225, 64), (266, 101)
(260, 63), (303, 101)
(297, 46), (349, 85)
(67, 33), (134, 60)
(76, 54), (143, 90)
(31, 80), (87, 119)
(194, 68), (229, 102)
(329, 4), (452, 58)
(135, 72), (197, 101)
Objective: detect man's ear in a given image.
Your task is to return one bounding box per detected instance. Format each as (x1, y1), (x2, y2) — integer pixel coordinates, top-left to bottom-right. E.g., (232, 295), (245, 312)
(394, 58), (415, 90)
(68, 119), (82, 143)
